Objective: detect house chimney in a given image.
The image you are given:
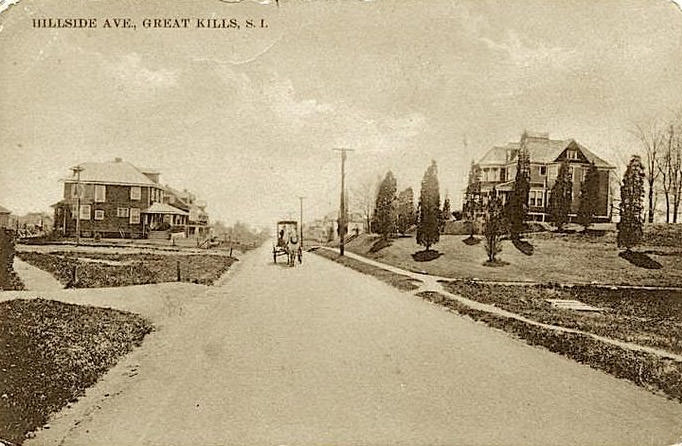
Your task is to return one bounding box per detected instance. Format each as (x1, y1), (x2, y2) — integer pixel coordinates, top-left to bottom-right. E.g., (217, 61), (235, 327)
(114, 157), (122, 162)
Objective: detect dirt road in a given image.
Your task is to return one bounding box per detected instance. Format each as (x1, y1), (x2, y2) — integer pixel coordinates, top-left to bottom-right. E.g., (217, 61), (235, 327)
(27, 244), (682, 446)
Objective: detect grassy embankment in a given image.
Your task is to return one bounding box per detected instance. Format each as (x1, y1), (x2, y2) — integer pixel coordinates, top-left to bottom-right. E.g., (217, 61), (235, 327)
(342, 227), (682, 286)
(313, 248), (420, 291)
(0, 299), (153, 445)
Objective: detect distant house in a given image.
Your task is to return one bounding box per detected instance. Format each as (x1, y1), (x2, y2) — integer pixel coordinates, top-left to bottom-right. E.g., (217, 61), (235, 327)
(162, 185), (210, 237)
(53, 158), (209, 239)
(0, 205), (11, 229)
(472, 131), (616, 222)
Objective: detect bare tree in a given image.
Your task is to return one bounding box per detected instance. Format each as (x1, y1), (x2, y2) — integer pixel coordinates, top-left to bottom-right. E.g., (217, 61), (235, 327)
(671, 116), (682, 223)
(352, 176), (377, 233)
(658, 124), (675, 222)
(633, 121), (665, 223)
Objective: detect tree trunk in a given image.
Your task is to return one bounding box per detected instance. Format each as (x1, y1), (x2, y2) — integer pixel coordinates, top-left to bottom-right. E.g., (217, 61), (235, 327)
(648, 182), (655, 223)
(665, 195), (670, 223)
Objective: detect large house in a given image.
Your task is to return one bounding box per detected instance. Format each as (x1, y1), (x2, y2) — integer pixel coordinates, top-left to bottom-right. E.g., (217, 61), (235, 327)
(473, 131), (615, 222)
(53, 158), (209, 238)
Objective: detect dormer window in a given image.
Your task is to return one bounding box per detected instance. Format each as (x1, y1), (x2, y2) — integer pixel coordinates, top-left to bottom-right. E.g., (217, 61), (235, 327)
(567, 150), (578, 160)
(539, 166), (547, 176)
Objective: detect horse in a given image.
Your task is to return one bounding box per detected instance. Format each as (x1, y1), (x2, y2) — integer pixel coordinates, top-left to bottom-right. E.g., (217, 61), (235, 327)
(286, 232), (299, 267)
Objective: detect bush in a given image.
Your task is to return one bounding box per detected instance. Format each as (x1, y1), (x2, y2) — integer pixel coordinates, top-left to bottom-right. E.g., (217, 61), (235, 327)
(0, 230), (24, 291)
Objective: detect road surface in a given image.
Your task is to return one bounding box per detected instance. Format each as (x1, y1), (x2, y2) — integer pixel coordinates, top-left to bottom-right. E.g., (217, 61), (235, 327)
(28, 244), (682, 446)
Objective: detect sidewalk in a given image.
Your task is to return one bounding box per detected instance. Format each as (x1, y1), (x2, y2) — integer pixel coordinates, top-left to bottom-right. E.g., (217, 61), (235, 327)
(12, 257), (63, 292)
(319, 247), (682, 362)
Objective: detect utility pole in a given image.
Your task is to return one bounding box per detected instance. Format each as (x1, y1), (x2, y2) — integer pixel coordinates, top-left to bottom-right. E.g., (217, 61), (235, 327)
(333, 148), (354, 256)
(72, 165), (84, 246)
(297, 196), (305, 248)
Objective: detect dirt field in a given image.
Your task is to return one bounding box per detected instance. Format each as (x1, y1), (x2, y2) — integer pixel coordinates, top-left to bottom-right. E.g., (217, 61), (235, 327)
(344, 231), (682, 286)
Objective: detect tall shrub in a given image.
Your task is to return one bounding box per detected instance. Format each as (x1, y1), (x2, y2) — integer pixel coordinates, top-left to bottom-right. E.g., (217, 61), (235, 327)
(617, 156), (646, 251)
(576, 162), (600, 230)
(374, 171), (397, 239)
(484, 188), (504, 263)
(416, 160), (441, 251)
(549, 159), (572, 231)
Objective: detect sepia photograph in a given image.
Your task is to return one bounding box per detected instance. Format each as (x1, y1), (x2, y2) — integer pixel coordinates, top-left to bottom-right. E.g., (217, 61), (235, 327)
(1, 0), (682, 445)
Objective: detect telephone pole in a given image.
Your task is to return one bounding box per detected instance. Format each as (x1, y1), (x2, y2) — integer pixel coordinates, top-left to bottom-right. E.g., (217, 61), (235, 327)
(72, 165), (84, 246)
(333, 148), (354, 256)
(297, 196), (305, 248)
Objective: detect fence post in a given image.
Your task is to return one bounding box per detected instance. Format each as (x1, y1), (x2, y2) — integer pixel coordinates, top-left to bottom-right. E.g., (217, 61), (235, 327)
(176, 260), (181, 282)
(72, 264), (78, 286)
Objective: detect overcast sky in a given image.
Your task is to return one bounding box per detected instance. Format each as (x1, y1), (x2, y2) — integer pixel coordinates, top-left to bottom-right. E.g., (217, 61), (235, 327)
(1, 0), (681, 227)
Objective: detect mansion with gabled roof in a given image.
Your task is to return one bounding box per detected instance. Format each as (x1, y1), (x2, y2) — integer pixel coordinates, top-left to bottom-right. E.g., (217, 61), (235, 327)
(473, 131), (616, 222)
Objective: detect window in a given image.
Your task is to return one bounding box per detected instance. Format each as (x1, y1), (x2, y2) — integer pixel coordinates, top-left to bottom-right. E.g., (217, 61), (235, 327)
(567, 150), (578, 160)
(94, 185), (106, 203)
(129, 208), (141, 224)
(528, 191), (544, 207)
(117, 207), (130, 218)
(130, 186), (141, 200)
(94, 210), (105, 220)
(79, 205), (91, 220)
(539, 166), (547, 176)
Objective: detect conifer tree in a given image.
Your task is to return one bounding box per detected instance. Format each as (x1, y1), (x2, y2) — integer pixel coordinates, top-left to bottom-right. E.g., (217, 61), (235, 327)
(617, 156), (646, 251)
(484, 187), (504, 263)
(463, 162), (482, 238)
(576, 163), (600, 230)
(507, 138), (530, 239)
(374, 171), (397, 239)
(416, 160), (441, 251)
(549, 159), (573, 231)
(396, 187), (415, 236)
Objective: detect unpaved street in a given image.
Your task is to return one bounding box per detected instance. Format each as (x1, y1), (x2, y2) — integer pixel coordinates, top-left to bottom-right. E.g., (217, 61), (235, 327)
(27, 244), (682, 446)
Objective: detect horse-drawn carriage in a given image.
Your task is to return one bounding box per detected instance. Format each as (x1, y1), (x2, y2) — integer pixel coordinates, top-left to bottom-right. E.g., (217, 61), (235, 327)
(273, 220), (302, 266)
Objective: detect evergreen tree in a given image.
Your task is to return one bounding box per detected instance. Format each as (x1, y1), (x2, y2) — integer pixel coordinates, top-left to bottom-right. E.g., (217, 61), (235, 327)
(416, 160), (441, 251)
(617, 156), (646, 251)
(440, 197), (452, 233)
(576, 163), (600, 230)
(396, 187), (415, 235)
(507, 137), (530, 239)
(484, 187), (504, 262)
(549, 159), (573, 231)
(463, 162), (482, 237)
(374, 171), (397, 239)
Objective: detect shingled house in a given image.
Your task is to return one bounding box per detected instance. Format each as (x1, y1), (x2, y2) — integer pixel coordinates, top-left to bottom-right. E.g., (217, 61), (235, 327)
(53, 158), (208, 238)
(473, 132), (615, 222)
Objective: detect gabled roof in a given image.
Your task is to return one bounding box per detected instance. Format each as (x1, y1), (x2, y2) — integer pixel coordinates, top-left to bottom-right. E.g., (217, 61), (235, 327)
(63, 160), (158, 186)
(477, 133), (614, 168)
(0, 205), (11, 214)
(478, 146), (510, 165)
(142, 202), (189, 215)
(572, 141), (613, 168)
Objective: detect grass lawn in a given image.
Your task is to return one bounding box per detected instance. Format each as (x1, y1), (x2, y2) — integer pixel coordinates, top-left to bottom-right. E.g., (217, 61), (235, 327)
(16, 251), (236, 288)
(0, 298), (153, 444)
(442, 281), (682, 356)
(345, 232), (682, 286)
(313, 248), (421, 291)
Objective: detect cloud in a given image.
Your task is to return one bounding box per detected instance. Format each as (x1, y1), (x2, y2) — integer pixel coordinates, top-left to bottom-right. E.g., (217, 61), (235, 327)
(480, 30), (577, 69)
(108, 53), (178, 91)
